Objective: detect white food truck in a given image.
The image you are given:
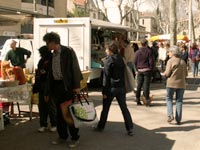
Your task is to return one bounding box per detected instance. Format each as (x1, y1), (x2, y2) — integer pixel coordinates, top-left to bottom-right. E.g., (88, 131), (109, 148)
(34, 17), (131, 81)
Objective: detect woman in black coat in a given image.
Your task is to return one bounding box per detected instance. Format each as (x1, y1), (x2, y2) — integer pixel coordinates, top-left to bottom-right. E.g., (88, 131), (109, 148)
(95, 41), (134, 136)
(33, 46), (57, 132)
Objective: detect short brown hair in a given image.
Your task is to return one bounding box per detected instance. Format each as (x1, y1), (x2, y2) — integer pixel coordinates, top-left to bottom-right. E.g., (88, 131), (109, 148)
(141, 39), (148, 47)
(108, 41), (119, 54)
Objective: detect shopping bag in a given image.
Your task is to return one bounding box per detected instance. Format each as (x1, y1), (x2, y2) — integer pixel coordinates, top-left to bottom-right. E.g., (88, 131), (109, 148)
(69, 94), (98, 128)
(124, 64), (136, 93)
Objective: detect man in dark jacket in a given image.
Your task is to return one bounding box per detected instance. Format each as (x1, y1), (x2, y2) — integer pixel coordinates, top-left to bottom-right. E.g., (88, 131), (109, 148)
(134, 39), (154, 106)
(43, 32), (83, 148)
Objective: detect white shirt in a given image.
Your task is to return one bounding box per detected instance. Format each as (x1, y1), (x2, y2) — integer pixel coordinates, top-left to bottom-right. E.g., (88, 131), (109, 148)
(158, 47), (167, 61)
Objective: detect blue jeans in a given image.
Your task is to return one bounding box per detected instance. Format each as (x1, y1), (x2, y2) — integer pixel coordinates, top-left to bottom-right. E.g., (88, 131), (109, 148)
(192, 61), (199, 77)
(98, 87), (133, 131)
(166, 88), (185, 123)
(136, 71), (152, 102)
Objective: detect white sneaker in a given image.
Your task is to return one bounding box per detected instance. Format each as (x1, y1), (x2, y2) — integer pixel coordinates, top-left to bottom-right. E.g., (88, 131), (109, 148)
(38, 127), (47, 132)
(68, 140), (79, 148)
(49, 126), (57, 132)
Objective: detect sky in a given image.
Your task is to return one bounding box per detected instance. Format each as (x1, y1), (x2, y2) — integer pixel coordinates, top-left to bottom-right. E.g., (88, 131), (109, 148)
(92, 0), (199, 24)
(92, 0), (152, 24)
(135, 0), (153, 11)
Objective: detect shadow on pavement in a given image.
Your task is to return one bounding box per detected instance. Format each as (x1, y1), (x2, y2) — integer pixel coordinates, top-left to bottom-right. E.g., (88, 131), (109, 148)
(181, 120), (200, 125)
(79, 122), (175, 150)
(0, 117), (176, 150)
(0, 117), (59, 150)
(154, 125), (199, 132)
(186, 78), (200, 85)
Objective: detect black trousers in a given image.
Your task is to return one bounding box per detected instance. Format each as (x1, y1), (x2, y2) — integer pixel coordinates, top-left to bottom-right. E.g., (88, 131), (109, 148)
(38, 92), (56, 127)
(98, 87), (133, 131)
(136, 71), (152, 102)
(52, 80), (79, 140)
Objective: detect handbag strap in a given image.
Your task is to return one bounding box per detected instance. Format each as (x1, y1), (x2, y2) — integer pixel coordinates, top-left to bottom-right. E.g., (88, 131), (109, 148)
(73, 94), (90, 106)
(170, 58), (181, 76)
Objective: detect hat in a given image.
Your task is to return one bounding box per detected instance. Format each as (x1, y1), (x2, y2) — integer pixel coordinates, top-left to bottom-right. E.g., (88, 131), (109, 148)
(168, 45), (181, 56)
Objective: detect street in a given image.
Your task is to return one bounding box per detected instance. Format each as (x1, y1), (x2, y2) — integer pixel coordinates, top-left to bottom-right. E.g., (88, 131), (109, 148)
(0, 75), (200, 150)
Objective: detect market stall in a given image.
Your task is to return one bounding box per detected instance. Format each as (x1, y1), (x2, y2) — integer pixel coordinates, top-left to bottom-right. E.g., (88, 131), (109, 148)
(0, 81), (33, 123)
(149, 34), (189, 42)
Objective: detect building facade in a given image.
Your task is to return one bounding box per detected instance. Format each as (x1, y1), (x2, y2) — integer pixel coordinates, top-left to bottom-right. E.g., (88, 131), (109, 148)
(139, 14), (158, 38)
(0, 0), (67, 45)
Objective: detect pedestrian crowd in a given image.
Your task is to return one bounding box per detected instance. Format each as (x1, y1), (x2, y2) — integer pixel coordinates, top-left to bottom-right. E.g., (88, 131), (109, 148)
(32, 32), (195, 148)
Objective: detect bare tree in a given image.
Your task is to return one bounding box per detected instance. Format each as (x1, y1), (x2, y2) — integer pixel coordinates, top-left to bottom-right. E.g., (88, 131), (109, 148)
(133, 0), (148, 39)
(119, 0), (136, 24)
(93, 0), (137, 24)
(159, 0), (170, 34)
(93, 0), (109, 21)
(140, 0), (170, 34)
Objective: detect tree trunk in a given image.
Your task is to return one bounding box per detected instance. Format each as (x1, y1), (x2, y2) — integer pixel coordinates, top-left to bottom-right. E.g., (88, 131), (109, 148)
(191, 11), (196, 43)
(170, 0), (177, 46)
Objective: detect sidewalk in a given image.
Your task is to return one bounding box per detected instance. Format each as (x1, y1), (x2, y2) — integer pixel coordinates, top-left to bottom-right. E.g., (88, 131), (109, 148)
(0, 75), (199, 150)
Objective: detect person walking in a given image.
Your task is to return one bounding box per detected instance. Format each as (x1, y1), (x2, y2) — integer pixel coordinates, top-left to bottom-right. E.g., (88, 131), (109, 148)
(189, 42), (200, 77)
(33, 46), (57, 133)
(158, 42), (167, 72)
(95, 41), (134, 136)
(150, 41), (159, 63)
(124, 39), (136, 78)
(134, 39), (155, 106)
(162, 46), (187, 125)
(43, 32), (83, 148)
(180, 44), (188, 64)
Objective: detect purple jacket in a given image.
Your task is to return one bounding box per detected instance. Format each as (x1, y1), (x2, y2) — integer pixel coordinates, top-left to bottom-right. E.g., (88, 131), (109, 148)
(134, 47), (155, 71)
(189, 48), (200, 62)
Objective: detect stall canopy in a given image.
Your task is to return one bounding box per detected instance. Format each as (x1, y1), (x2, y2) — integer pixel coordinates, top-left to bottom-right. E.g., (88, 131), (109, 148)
(149, 34), (189, 42)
